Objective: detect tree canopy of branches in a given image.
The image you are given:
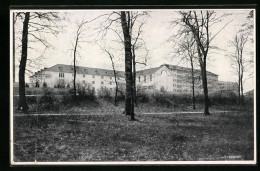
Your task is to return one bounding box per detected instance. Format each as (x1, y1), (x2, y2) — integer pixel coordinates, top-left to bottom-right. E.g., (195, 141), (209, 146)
(96, 11), (149, 120)
(99, 45), (120, 106)
(229, 34), (249, 104)
(69, 20), (88, 97)
(170, 33), (198, 109)
(16, 12), (61, 112)
(177, 10), (232, 115)
(228, 11), (254, 104)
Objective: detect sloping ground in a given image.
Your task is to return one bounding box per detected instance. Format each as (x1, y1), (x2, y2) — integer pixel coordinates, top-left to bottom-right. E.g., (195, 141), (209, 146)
(12, 111), (254, 162)
(13, 93), (253, 115)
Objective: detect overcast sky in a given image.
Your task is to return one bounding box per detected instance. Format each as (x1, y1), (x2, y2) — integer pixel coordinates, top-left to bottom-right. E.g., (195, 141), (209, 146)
(12, 9), (255, 92)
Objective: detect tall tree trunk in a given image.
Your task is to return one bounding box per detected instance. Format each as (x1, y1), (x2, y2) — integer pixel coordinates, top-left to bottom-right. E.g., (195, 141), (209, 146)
(196, 42), (210, 115)
(73, 36), (78, 98)
(132, 47), (137, 106)
(200, 56), (210, 115)
(190, 58), (196, 109)
(111, 63), (118, 105)
(238, 51), (241, 103)
(13, 13), (16, 83)
(121, 11), (135, 120)
(240, 49), (244, 105)
(240, 67), (244, 105)
(18, 12), (30, 112)
(115, 82), (118, 105)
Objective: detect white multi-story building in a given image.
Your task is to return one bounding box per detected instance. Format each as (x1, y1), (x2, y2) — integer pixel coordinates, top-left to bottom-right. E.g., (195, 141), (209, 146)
(29, 64), (125, 93)
(136, 64), (219, 95)
(217, 81), (239, 94)
(29, 63), (237, 95)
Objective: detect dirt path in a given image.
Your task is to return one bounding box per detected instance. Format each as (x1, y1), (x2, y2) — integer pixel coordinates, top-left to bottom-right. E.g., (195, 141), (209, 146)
(13, 111), (236, 117)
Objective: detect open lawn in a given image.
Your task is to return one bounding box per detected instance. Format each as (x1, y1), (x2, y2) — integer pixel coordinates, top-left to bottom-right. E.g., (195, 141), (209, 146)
(13, 110), (254, 162)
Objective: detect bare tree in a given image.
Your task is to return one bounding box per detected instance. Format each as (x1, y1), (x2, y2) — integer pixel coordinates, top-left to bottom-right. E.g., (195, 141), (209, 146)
(17, 12), (61, 112)
(227, 11), (254, 104)
(129, 12), (149, 107)
(99, 45), (119, 105)
(228, 33), (250, 104)
(70, 20), (87, 97)
(95, 11), (149, 120)
(120, 11), (135, 120)
(177, 10), (233, 115)
(18, 12), (30, 111)
(172, 33), (198, 109)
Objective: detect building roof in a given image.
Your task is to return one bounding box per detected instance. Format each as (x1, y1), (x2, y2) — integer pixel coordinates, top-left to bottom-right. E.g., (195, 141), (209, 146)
(30, 63), (219, 78)
(135, 64), (218, 77)
(45, 64), (125, 77)
(162, 64), (218, 76)
(136, 66), (161, 75)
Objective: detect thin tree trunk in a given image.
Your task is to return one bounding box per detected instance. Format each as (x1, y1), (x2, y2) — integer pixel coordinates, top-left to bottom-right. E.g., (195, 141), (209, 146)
(111, 61), (118, 105)
(240, 49), (244, 105)
(18, 12), (30, 111)
(132, 47), (137, 106)
(13, 13), (16, 83)
(237, 50), (241, 103)
(115, 82), (118, 105)
(190, 58), (196, 109)
(121, 11), (135, 120)
(73, 35), (78, 98)
(241, 76), (244, 105)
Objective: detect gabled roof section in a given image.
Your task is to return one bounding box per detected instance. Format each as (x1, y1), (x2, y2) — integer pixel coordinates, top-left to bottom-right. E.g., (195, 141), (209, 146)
(45, 64), (125, 77)
(162, 64), (218, 76)
(136, 66), (161, 75)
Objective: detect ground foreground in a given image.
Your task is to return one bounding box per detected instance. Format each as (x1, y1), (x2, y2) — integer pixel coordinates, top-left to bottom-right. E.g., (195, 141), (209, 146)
(13, 111), (254, 162)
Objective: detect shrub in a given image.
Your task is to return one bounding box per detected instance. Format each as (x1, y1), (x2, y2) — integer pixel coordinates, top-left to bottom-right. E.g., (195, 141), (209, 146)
(27, 96), (37, 104)
(117, 84), (125, 101)
(98, 86), (112, 100)
(153, 92), (172, 107)
(136, 86), (150, 103)
(37, 89), (59, 111)
(61, 90), (73, 106)
(77, 84), (96, 101)
(42, 82), (47, 88)
(35, 81), (39, 87)
(210, 91), (238, 105)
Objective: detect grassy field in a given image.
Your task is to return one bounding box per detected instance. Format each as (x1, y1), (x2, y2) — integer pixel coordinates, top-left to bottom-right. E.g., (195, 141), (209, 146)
(13, 110), (254, 162)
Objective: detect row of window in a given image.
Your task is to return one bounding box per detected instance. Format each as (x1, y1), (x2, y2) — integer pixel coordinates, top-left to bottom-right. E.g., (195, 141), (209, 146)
(82, 80), (114, 85)
(59, 72), (121, 80)
(138, 74), (152, 83)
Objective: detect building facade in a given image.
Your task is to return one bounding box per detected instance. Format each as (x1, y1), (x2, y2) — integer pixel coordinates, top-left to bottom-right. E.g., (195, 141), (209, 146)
(29, 64), (237, 95)
(135, 64), (219, 95)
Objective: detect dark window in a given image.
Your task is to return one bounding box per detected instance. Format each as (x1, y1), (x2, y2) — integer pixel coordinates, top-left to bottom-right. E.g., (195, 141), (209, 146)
(92, 81), (95, 84)
(92, 75), (95, 78)
(83, 74), (85, 77)
(144, 76), (146, 83)
(59, 72), (64, 78)
(101, 81), (104, 85)
(150, 74), (152, 81)
(139, 76), (140, 83)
